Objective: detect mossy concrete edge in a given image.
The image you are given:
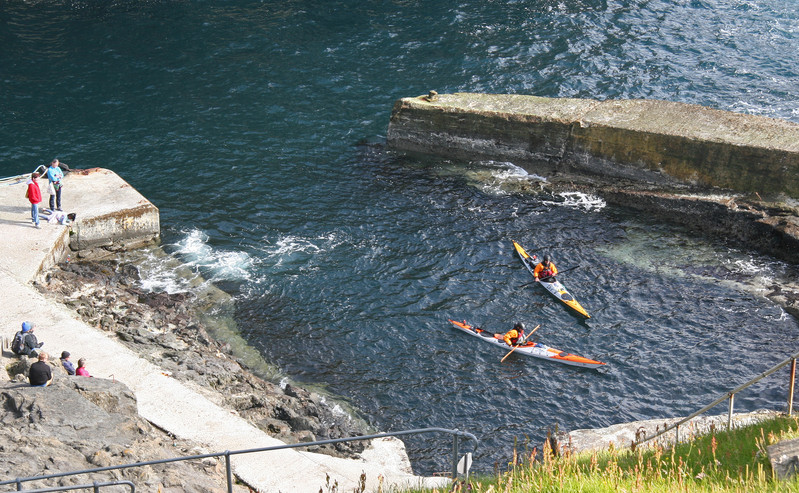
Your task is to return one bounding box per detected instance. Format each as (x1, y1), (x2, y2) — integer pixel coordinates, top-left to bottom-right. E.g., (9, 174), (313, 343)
(387, 93), (799, 197)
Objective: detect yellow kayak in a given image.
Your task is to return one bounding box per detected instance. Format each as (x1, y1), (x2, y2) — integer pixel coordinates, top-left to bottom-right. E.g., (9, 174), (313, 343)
(512, 240), (590, 318)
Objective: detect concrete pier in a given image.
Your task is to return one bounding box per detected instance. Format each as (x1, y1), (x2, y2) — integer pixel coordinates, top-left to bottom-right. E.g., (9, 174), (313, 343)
(0, 169), (448, 492)
(0, 168), (159, 282)
(387, 93), (799, 198)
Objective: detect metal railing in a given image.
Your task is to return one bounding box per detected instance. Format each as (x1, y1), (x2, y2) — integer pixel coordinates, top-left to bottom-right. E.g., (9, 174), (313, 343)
(11, 481), (134, 493)
(635, 348), (799, 447)
(0, 167), (43, 187)
(1, 427), (478, 492)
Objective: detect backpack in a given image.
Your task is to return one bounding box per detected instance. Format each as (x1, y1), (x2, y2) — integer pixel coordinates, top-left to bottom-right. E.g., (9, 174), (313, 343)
(10, 331), (24, 355)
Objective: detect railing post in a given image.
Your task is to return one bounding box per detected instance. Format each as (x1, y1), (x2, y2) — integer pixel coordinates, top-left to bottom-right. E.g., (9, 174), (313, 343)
(452, 432), (460, 481)
(225, 451), (233, 493)
(789, 358), (796, 415)
(675, 424), (679, 444)
(727, 393), (735, 430)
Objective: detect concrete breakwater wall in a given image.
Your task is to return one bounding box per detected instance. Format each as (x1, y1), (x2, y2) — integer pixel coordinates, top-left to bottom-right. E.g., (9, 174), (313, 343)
(63, 168), (160, 254)
(387, 93), (799, 198)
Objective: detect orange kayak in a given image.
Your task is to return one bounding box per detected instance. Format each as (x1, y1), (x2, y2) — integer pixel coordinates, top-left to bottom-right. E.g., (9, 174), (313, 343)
(448, 319), (606, 369)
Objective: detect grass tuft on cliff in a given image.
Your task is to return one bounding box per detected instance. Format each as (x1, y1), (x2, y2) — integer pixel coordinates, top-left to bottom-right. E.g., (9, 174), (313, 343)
(413, 414), (799, 492)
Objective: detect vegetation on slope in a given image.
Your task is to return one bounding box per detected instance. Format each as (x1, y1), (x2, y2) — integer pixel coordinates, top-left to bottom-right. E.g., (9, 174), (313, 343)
(416, 414), (799, 493)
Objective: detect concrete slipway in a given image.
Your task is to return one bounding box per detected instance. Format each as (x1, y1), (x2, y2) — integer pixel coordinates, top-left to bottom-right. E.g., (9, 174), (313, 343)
(0, 168), (449, 492)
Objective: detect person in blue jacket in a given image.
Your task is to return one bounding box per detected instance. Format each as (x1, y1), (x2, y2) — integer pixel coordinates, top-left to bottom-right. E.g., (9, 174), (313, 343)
(60, 351), (76, 375)
(46, 158), (65, 211)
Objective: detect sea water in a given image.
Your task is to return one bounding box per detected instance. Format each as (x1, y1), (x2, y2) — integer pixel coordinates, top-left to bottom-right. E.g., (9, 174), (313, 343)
(2, 0), (798, 474)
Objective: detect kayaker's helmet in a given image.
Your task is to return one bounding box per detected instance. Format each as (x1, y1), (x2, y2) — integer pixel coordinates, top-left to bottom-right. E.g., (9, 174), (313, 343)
(543, 255), (550, 264)
(514, 322), (525, 331)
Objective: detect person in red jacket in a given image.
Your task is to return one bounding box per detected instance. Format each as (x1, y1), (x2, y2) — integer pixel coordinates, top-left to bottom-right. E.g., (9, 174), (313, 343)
(26, 172), (43, 228)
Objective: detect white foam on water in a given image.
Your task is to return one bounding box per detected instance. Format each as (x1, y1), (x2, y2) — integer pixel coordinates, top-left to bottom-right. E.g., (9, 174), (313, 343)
(543, 191), (606, 212)
(119, 247), (198, 294)
(319, 396), (351, 418)
(269, 235), (324, 256)
(260, 232), (343, 269)
(137, 264), (194, 294)
(172, 228), (253, 283)
(470, 161), (548, 195)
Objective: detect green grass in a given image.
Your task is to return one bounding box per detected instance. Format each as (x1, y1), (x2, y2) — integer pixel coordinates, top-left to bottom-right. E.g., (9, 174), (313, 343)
(411, 414), (799, 493)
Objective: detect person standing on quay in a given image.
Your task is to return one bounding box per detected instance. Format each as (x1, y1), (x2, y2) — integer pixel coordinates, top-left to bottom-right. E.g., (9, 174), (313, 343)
(46, 158), (65, 211)
(26, 172), (43, 228)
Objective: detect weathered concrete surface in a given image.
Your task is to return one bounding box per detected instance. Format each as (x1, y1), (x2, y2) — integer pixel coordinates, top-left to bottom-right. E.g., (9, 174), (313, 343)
(387, 93), (799, 197)
(66, 170), (160, 252)
(0, 168), (449, 492)
(557, 410), (780, 454)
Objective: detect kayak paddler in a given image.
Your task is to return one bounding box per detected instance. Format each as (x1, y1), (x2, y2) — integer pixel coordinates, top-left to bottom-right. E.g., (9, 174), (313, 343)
(533, 254), (558, 281)
(503, 322), (525, 346)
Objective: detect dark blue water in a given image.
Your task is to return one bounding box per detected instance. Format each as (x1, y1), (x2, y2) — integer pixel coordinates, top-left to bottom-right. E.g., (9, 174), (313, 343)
(2, 0), (799, 474)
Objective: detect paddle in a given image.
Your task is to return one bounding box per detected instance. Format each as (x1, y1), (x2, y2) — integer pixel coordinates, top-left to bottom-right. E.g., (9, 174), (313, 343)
(556, 265), (580, 275)
(501, 324), (540, 362)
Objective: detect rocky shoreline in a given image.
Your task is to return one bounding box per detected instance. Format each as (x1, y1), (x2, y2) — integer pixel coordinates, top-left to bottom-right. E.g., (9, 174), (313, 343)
(0, 241), (445, 493)
(0, 252), (385, 490)
(35, 256), (372, 457)
(0, 375), (249, 492)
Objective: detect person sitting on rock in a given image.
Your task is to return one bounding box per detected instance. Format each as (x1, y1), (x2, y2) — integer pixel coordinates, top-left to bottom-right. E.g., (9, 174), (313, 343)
(11, 321), (44, 357)
(76, 358), (91, 377)
(29, 352), (53, 387)
(60, 351), (75, 375)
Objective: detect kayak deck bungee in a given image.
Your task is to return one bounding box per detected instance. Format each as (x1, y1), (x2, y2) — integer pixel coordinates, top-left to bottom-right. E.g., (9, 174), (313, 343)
(512, 240), (590, 318)
(448, 319), (606, 369)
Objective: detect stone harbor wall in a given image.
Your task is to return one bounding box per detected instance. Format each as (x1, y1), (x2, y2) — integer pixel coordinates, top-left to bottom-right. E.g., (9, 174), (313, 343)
(387, 93), (799, 197)
(555, 409), (781, 454)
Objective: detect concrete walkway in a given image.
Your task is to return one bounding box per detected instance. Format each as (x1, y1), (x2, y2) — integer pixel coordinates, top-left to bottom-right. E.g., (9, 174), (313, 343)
(0, 169), (449, 492)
